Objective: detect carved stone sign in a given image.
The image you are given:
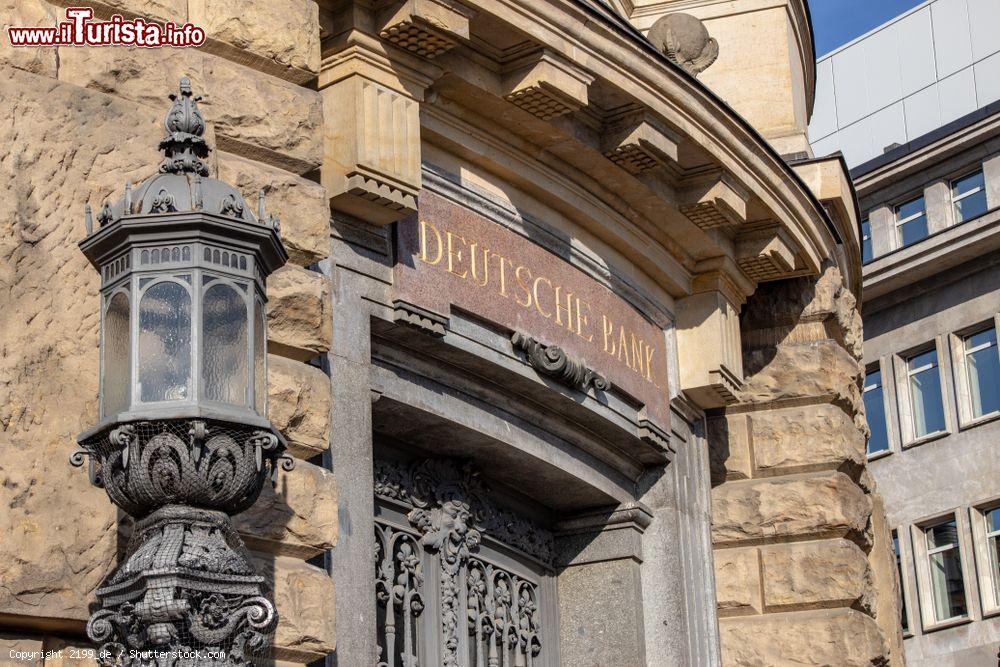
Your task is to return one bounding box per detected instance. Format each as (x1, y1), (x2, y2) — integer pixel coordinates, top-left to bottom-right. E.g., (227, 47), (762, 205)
(394, 191), (671, 429)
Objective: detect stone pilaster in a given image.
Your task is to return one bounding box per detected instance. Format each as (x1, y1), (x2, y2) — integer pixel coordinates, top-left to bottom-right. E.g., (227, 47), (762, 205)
(708, 266), (903, 666)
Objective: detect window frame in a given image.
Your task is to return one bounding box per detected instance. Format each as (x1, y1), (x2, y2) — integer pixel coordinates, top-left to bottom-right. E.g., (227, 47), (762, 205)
(893, 339), (952, 447)
(892, 528), (915, 638)
(911, 511), (976, 632)
(949, 316), (1000, 429)
(863, 360), (894, 460)
(950, 168), (988, 225)
(860, 217), (873, 264)
(894, 194), (929, 249)
(970, 499), (1000, 619)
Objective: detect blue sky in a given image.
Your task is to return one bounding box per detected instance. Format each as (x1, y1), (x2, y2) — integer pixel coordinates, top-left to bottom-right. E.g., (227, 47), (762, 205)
(810, 0), (926, 57)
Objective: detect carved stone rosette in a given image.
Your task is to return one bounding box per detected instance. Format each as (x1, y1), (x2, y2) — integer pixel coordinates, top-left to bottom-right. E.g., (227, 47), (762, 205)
(72, 419), (293, 666)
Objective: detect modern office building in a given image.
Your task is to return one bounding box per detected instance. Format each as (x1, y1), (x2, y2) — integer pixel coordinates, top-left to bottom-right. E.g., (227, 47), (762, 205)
(810, 1), (1000, 664)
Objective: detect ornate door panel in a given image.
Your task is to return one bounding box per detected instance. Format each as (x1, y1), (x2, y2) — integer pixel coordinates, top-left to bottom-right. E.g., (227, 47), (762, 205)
(374, 458), (557, 667)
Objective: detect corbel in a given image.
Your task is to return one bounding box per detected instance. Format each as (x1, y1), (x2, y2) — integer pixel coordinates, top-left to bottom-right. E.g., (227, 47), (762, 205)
(677, 170), (749, 233)
(375, 0), (474, 58)
(501, 50), (594, 121)
(601, 111), (680, 175)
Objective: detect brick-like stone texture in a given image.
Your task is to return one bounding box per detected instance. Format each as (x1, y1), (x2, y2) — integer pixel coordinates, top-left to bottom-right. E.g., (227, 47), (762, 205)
(217, 153), (329, 266)
(0, 69), (161, 624)
(760, 540), (872, 611)
(712, 472), (871, 546)
(250, 555), (336, 661)
(267, 265), (332, 361)
(719, 609), (888, 666)
(235, 460), (337, 558)
(714, 547), (761, 615)
(267, 354), (332, 459)
(188, 0), (320, 82)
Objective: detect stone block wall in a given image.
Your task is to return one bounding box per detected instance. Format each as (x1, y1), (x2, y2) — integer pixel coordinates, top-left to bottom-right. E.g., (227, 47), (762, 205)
(0, 1), (335, 662)
(708, 266), (905, 666)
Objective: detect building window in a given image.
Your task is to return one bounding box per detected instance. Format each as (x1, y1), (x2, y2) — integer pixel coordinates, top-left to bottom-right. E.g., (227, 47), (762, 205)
(893, 530), (909, 633)
(952, 170), (987, 223)
(905, 348), (947, 439)
(864, 366), (890, 456)
(963, 326), (1000, 419)
(972, 504), (1000, 616)
(923, 519), (969, 623)
(895, 196), (928, 247)
(861, 218), (873, 263)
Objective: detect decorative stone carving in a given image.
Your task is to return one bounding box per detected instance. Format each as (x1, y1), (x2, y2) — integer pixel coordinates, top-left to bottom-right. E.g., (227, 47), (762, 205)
(393, 299), (448, 336)
(511, 330), (610, 393)
(647, 13), (719, 77)
(376, 0), (473, 59)
(736, 221), (797, 282)
(502, 51), (594, 121)
(678, 173), (749, 233)
(601, 113), (680, 175)
(374, 458), (550, 667)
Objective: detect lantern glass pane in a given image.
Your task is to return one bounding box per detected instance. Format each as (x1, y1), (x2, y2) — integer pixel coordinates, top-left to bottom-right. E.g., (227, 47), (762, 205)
(202, 283), (249, 405)
(138, 281), (191, 402)
(255, 302), (266, 414)
(103, 291), (131, 417)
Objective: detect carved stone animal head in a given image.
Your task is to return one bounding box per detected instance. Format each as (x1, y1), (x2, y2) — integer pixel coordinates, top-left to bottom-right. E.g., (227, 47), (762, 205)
(647, 12), (719, 77)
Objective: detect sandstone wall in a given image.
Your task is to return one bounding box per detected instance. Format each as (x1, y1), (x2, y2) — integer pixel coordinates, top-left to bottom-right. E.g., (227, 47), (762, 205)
(0, 0), (335, 663)
(709, 266), (905, 666)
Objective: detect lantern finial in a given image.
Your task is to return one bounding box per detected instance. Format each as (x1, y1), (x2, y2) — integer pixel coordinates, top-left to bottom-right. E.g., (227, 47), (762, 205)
(158, 76), (210, 177)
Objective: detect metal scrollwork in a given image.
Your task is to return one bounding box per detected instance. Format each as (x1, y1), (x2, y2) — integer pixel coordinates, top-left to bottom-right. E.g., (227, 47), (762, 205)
(511, 331), (610, 393)
(149, 188), (177, 213)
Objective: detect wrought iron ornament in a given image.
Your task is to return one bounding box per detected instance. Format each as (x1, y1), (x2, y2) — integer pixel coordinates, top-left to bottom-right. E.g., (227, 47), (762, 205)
(72, 79), (292, 667)
(375, 458), (550, 667)
(511, 331), (610, 393)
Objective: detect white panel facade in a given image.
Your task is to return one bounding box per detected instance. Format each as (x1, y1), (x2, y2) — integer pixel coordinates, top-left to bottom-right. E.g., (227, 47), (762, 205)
(931, 0), (972, 78)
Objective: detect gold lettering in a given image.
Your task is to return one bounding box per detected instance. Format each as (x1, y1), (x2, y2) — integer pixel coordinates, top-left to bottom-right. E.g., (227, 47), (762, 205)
(418, 219), (443, 265)
(446, 232), (468, 278)
(514, 265), (533, 307)
(631, 333), (644, 375)
(470, 242), (489, 287)
(533, 276), (553, 318)
(554, 286), (573, 329)
(644, 344), (656, 382)
(617, 325), (630, 367)
(603, 314), (615, 354)
(494, 253), (510, 298)
(576, 298), (593, 342)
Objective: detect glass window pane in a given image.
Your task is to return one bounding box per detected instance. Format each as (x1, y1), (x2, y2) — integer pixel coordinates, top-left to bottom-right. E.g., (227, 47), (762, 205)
(927, 520), (958, 549)
(990, 533), (1000, 605)
(893, 531), (908, 632)
(864, 369), (889, 455)
(953, 170), (985, 197)
(103, 292), (131, 417)
(955, 189), (987, 223)
(255, 303), (266, 415)
(899, 214), (928, 246)
(138, 281), (191, 402)
(909, 351), (945, 437)
(965, 327), (1000, 418)
(861, 219), (873, 263)
(202, 283), (249, 405)
(987, 507), (1000, 533)
(897, 197), (925, 220)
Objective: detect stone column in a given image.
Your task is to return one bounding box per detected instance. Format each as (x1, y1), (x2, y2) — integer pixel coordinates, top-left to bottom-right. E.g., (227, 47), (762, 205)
(982, 152), (1000, 209)
(924, 179), (951, 233)
(707, 266), (904, 666)
(868, 204), (895, 257)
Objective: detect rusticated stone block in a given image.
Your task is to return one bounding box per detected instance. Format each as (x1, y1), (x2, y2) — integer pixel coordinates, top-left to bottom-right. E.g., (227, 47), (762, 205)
(751, 404), (865, 475)
(0, 69), (156, 625)
(234, 460), (337, 558)
(719, 609), (888, 666)
(267, 354), (331, 458)
(249, 555), (336, 661)
(267, 265), (332, 361)
(1, 0), (59, 76)
(714, 547), (761, 615)
(0, 634), (44, 666)
(741, 339), (863, 414)
(189, 0), (320, 82)
(82, 0), (186, 23)
(707, 413), (751, 483)
(217, 153), (329, 266)
(56, 47), (324, 174)
(712, 472), (871, 546)
(761, 539), (871, 611)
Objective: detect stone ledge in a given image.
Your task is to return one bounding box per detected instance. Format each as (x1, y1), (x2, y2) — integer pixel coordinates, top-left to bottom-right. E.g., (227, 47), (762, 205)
(235, 460), (337, 559)
(267, 354), (332, 459)
(267, 265), (332, 362)
(760, 539), (872, 612)
(714, 546), (762, 616)
(711, 471), (871, 547)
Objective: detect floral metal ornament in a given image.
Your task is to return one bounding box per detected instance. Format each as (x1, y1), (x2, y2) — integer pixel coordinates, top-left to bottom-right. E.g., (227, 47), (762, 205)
(72, 79), (292, 666)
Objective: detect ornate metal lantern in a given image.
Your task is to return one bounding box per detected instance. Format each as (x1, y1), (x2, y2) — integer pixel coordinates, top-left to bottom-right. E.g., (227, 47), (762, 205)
(72, 78), (293, 666)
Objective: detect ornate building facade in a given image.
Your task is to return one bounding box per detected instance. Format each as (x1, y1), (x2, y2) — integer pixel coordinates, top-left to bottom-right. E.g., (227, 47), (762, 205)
(1, 0), (902, 665)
